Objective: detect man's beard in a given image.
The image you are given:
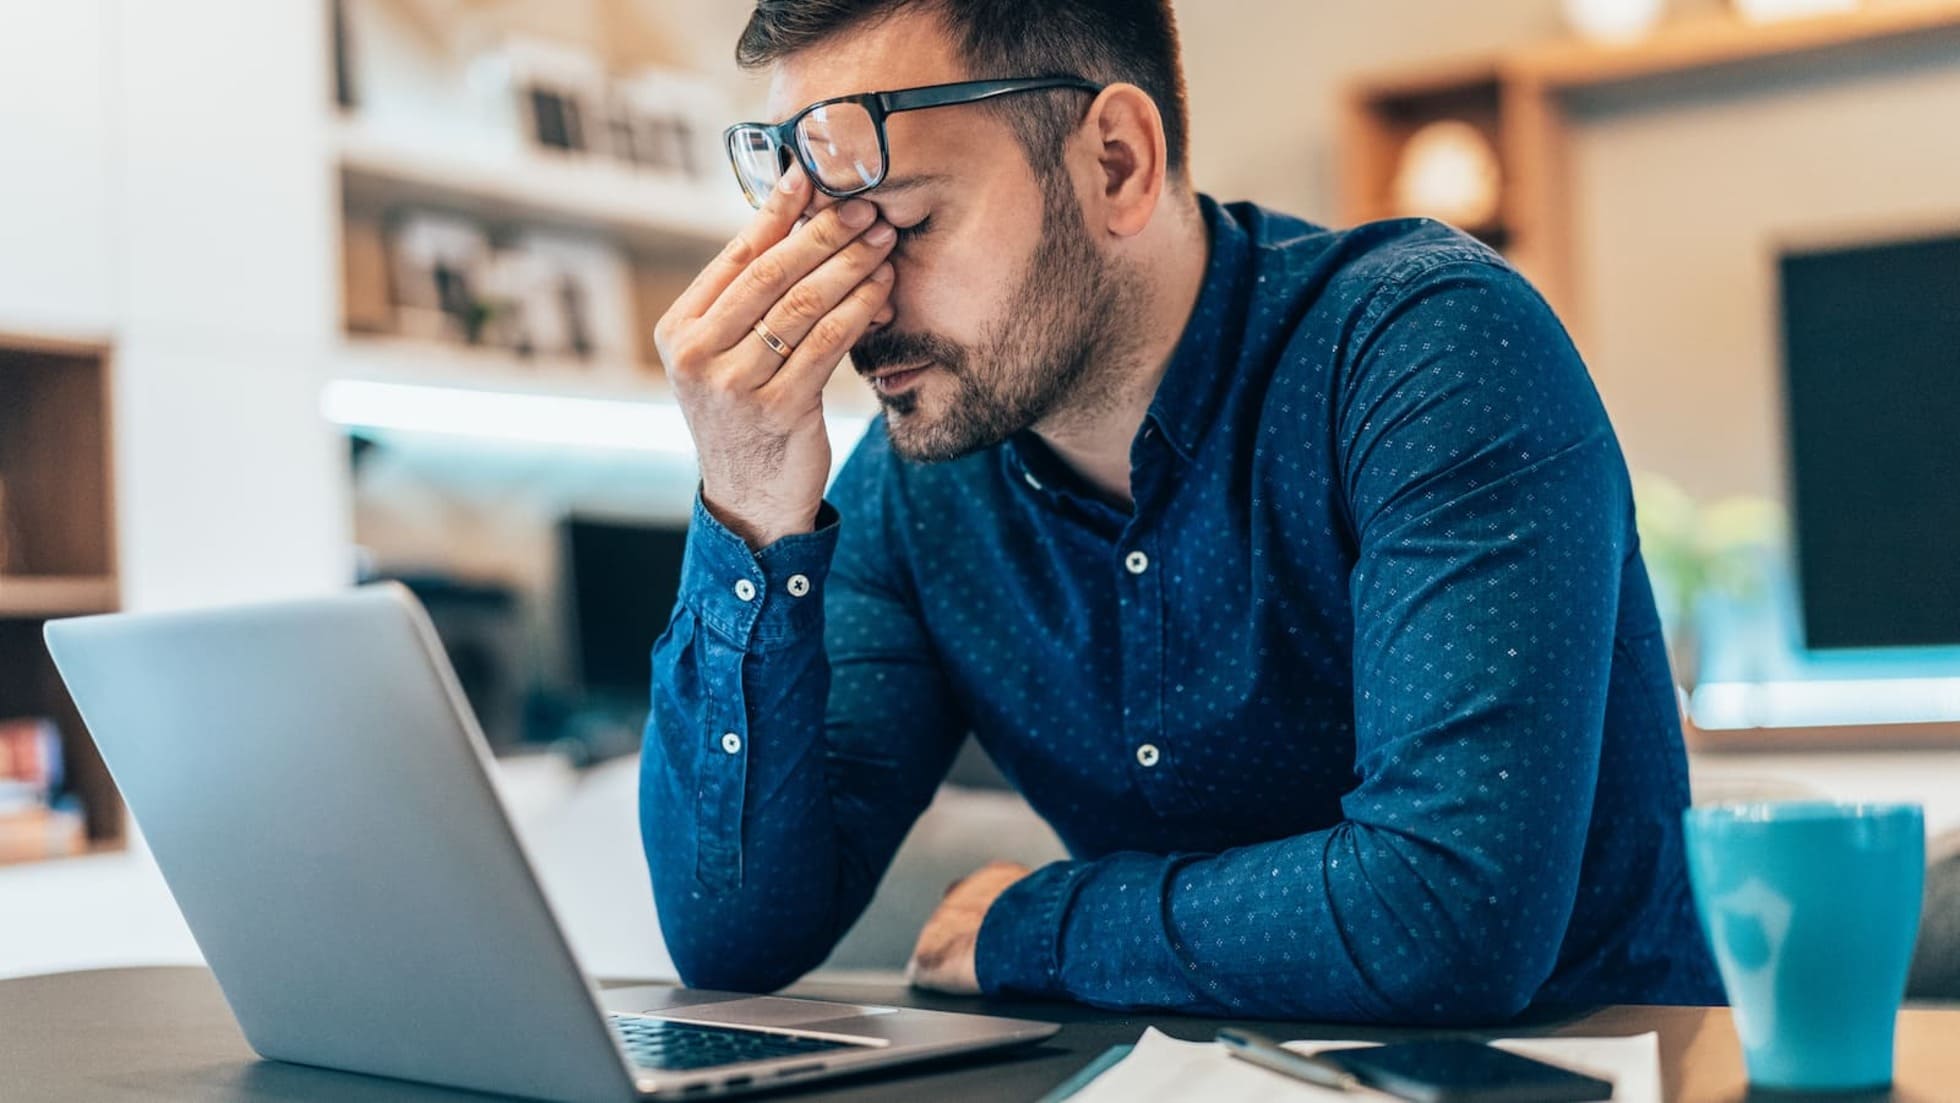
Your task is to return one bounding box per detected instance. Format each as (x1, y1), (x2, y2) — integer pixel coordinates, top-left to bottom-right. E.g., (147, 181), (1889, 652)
(847, 176), (1146, 464)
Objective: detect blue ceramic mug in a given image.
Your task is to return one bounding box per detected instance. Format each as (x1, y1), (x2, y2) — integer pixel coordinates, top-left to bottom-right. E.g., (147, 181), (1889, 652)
(1683, 802), (1924, 1092)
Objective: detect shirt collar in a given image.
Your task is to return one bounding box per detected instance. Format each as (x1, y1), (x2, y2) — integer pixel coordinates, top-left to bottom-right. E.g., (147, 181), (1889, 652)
(1003, 194), (1251, 497)
(1141, 194), (1252, 463)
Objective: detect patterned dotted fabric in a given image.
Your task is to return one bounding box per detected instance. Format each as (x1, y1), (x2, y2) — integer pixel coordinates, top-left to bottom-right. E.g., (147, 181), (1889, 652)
(641, 197), (1723, 1023)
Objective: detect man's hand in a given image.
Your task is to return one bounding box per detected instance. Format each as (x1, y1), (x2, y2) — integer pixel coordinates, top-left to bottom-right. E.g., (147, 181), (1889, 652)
(653, 164), (898, 549)
(905, 860), (1032, 995)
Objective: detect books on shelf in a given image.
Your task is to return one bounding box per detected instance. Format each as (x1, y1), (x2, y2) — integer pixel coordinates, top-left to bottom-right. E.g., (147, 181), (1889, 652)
(0, 715), (83, 862)
(0, 806), (86, 863)
(0, 715), (63, 802)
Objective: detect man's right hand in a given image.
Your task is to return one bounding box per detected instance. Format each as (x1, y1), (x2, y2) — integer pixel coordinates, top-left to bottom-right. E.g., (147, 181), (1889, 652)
(654, 165), (898, 549)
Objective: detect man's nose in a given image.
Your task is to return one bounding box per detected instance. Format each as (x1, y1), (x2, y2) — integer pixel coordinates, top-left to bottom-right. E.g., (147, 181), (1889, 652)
(798, 188), (841, 228)
(799, 189), (892, 227)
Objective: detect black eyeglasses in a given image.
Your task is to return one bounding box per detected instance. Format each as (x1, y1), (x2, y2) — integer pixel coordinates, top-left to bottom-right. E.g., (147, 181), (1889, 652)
(723, 76), (1104, 208)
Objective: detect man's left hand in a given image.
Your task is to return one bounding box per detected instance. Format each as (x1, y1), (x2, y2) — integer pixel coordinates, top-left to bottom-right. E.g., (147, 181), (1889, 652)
(905, 859), (1032, 994)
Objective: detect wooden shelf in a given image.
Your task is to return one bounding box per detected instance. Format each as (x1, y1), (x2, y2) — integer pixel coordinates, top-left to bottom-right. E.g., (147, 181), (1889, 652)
(330, 335), (880, 429)
(1510, 0), (1960, 89)
(1688, 718), (1960, 753)
(0, 329), (114, 359)
(335, 335), (671, 403)
(0, 575), (118, 620)
(1341, 0), (1960, 347)
(334, 117), (751, 254)
(0, 806), (88, 865)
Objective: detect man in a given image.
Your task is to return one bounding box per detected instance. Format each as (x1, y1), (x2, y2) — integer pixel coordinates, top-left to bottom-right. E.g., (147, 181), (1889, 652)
(642, 0), (1722, 1023)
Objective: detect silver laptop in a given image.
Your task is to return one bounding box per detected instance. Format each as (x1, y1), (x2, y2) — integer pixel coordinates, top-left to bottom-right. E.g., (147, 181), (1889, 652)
(43, 583), (1056, 1102)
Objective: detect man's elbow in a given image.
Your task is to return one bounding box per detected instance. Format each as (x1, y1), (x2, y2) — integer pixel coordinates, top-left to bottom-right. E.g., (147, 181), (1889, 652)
(1372, 936), (1555, 1026)
(668, 941), (822, 995)
(646, 864), (845, 995)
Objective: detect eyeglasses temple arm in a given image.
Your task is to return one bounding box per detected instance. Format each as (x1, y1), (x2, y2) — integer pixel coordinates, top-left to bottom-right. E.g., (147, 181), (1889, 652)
(878, 78), (1103, 113)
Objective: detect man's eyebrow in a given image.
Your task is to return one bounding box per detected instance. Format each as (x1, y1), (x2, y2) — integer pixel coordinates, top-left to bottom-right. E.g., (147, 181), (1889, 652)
(869, 173), (948, 196)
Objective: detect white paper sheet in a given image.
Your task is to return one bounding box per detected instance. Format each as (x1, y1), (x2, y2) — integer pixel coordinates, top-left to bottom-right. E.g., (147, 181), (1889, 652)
(1060, 1026), (1661, 1102)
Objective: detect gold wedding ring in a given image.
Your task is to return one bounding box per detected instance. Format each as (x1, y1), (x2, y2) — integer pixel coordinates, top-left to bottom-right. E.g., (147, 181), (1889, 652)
(753, 319), (794, 359)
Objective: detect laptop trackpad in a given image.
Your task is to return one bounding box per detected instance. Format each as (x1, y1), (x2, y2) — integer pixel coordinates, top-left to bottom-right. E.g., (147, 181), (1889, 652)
(615, 991), (899, 1028)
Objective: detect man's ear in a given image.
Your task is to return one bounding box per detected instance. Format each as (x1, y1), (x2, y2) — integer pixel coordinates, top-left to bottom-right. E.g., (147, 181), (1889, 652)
(1080, 82), (1167, 239)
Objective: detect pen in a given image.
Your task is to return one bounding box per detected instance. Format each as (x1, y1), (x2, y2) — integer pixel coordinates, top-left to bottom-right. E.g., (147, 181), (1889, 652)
(1217, 1027), (1361, 1093)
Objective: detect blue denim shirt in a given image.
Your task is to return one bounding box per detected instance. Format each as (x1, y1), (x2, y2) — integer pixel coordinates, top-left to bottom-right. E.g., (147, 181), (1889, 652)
(641, 196), (1722, 1023)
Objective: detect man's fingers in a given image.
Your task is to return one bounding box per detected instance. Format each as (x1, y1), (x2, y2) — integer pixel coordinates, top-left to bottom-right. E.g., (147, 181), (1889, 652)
(747, 220), (896, 350)
(764, 264), (894, 399)
(665, 164), (808, 325)
(689, 228), (893, 396)
(696, 198), (881, 350)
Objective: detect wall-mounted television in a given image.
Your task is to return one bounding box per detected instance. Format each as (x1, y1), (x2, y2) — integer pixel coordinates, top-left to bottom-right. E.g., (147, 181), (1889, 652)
(1779, 230), (1960, 650)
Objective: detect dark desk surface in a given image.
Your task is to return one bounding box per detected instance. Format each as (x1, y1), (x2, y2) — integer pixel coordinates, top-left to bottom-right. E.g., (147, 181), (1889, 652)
(2, 966), (1956, 1102)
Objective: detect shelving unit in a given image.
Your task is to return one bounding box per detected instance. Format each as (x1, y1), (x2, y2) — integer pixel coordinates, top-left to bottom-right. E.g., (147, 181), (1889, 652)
(319, 0), (908, 439)
(335, 118), (750, 254)
(0, 334), (123, 857)
(1341, 0), (1960, 347)
(336, 333), (668, 400)
(330, 108), (777, 429)
(331, 332), (881, 429)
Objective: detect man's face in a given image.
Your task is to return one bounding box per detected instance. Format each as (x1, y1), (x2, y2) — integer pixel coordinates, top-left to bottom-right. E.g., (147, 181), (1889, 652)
(766, 11), (1142, 462)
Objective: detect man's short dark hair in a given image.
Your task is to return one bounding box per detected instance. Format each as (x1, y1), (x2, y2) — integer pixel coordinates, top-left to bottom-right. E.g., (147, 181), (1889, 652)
(736, 0), (1189, 183)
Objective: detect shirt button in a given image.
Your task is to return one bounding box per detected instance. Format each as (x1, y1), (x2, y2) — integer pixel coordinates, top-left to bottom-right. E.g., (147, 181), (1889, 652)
(720, 732), (742, 754)
(1136, 743), (1160, 768)
(786, 574), (811, 598)
(1024, 470), (1044, 491)
(1125, 550), (1150, 575)
(733, 579), (757, 602)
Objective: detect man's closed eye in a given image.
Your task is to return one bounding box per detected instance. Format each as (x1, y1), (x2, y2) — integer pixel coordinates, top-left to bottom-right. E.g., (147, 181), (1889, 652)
(894, 215), (934, 246)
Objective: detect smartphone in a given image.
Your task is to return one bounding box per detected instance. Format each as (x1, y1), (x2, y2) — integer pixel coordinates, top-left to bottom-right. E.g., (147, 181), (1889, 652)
(1318, 1039), (1614, 1103)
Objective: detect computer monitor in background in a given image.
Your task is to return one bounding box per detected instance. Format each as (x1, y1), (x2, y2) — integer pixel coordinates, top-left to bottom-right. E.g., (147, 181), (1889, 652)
(1780, 230), (1960, 650)
(561, 515), (689, 703)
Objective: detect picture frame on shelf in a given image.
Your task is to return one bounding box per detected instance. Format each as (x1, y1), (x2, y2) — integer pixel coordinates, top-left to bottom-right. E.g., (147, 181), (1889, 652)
(388, 210), (492, 345)
(613, 68), (730, 184)
(509, 229), (637, 367)
(381, 209), (637, 367)
(503, 37), (610, 158)
(498, 37), (730, 183)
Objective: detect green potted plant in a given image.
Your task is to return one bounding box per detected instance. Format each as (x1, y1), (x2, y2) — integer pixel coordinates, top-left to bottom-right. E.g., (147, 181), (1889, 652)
(1631, 471), (1786, 698)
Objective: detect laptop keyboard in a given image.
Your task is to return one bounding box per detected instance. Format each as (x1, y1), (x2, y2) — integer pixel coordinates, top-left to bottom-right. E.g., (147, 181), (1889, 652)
(608, 1014), (860, 1071)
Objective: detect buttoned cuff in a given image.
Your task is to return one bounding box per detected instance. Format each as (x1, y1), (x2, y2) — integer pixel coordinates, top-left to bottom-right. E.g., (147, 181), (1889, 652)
(680, 491), (840, 652)
(974, 860), (1085, 999)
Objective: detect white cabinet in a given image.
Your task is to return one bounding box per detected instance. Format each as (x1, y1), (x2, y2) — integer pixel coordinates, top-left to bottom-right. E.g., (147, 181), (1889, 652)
(0, 0), (115, 336)
(107, 0), (351, 610)
(0, 0), (353, 611)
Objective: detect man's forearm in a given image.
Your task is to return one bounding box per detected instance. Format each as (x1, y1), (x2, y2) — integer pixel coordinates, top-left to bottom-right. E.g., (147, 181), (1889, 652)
(640, 485), (967, 993)
(640, 495), (859, 991)
(974, 810), (1590, 1024)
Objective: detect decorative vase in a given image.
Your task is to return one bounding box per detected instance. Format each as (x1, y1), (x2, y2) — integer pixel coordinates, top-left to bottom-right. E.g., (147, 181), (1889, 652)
(1563, 0), (1667, 41)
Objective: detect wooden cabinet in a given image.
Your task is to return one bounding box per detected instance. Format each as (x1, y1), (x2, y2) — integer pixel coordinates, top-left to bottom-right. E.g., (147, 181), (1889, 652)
(0, 335), (123, 853)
